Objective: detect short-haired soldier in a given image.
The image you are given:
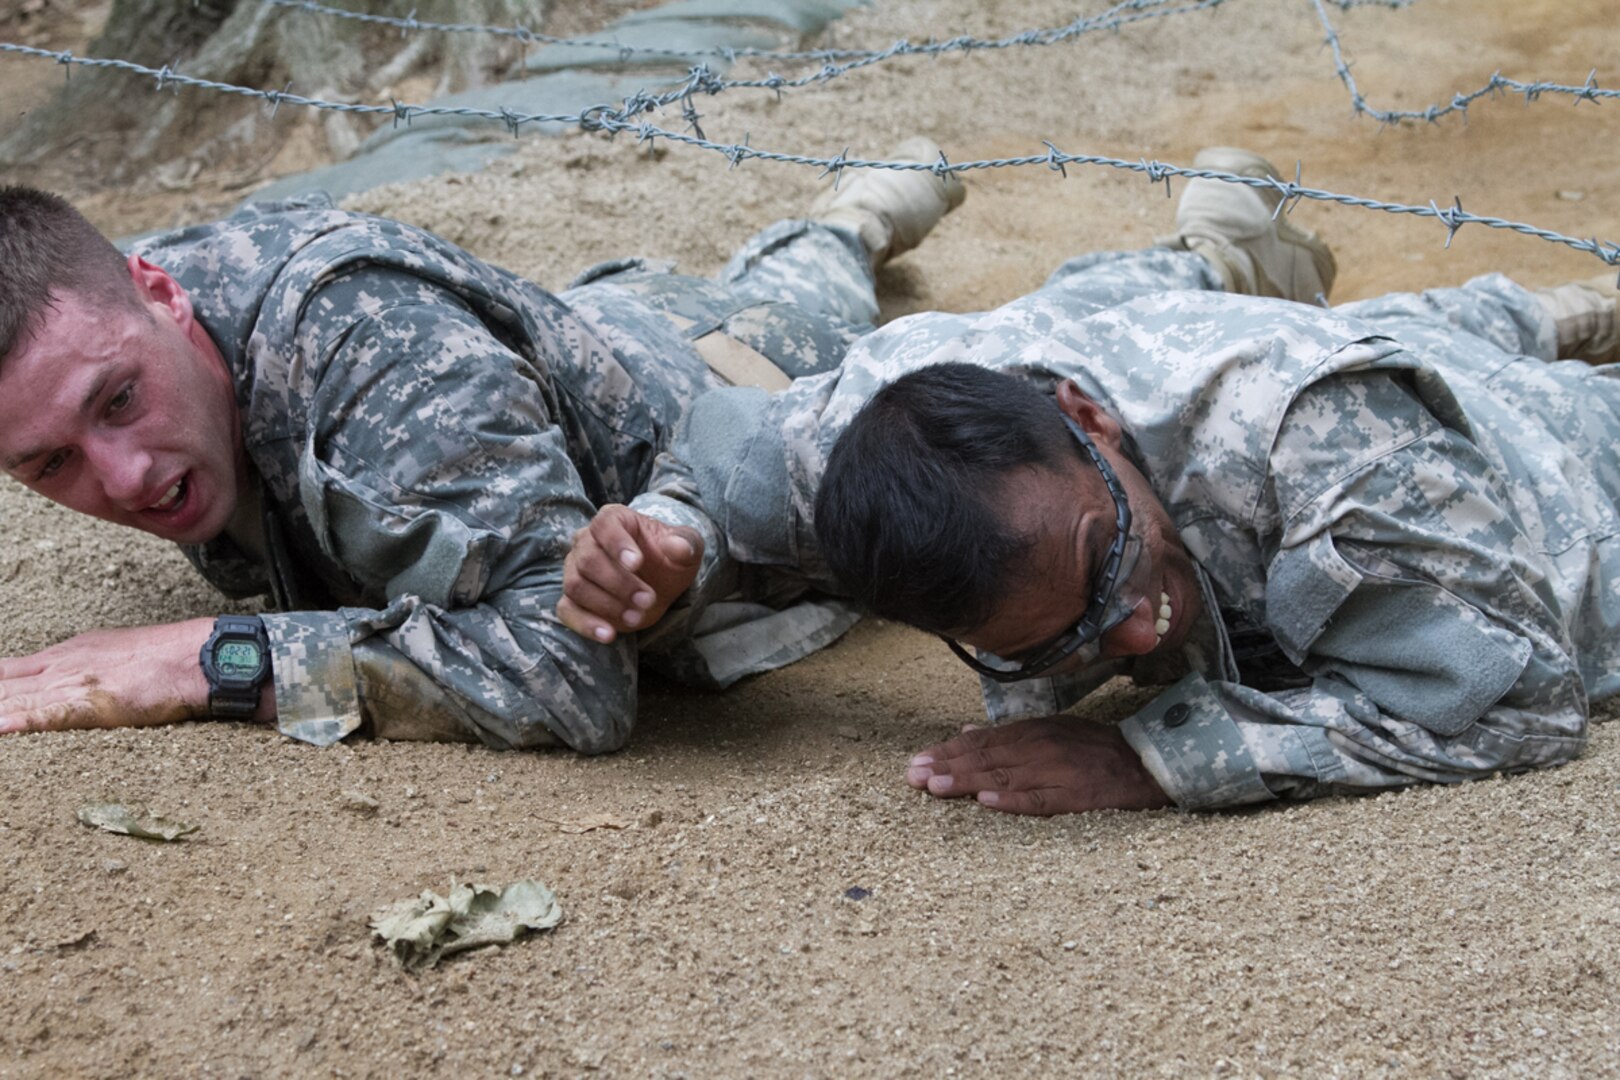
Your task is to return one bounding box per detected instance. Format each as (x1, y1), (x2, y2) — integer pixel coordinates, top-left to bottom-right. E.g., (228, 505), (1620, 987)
(0, 140), (963, 749)
(561, 147), (1620, 812)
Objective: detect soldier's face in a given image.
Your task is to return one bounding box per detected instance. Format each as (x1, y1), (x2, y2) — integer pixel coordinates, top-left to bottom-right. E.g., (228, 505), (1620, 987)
(0, 262), (246, 545)
(960, 388), (1203, 673)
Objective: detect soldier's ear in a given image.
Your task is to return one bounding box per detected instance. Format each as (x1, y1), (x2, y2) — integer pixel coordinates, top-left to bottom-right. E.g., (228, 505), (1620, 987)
(127, 254), (196, 330)
(1055, 379), (1123, 451)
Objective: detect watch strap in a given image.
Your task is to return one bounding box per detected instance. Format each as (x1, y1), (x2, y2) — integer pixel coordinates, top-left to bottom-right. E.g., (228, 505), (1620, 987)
(209, 688), (262, 719)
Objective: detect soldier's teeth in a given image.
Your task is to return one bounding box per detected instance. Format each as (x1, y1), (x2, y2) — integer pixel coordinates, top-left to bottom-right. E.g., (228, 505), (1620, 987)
(1154, 591), (1172, 642)
(151, 481), (182, 511)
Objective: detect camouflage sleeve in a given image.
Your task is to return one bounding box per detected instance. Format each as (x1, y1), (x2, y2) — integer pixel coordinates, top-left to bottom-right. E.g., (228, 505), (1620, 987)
(264, 295), (638, 753)
(1120, 417), (1589, 810)
(629, 377), (849, 628)
(1334, 272), (1558, 364)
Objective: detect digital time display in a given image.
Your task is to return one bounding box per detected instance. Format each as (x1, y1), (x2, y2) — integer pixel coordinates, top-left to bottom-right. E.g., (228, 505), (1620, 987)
(216, 640), (264, 679)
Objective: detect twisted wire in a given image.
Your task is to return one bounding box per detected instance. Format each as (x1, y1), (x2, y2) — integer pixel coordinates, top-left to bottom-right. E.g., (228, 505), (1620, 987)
(1, 2), (1614, 272)
(1312, 0), (1617, 125)
(261, 0), (1218, 67)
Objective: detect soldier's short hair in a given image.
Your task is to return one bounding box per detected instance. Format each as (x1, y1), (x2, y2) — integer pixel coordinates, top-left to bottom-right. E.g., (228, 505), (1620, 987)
(0, 186), (139, 366)
(814, 362), (1075, 637)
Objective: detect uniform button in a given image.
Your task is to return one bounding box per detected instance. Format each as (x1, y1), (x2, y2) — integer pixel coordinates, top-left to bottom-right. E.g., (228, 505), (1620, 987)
(1163, 703), (1191, 728)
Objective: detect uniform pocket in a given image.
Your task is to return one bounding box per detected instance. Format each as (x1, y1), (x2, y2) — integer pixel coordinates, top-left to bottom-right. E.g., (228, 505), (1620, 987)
(1267, 534), (1532, 737)
(300, 448), (497, 610)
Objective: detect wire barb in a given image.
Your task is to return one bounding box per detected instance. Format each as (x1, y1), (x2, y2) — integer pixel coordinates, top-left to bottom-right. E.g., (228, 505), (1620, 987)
(1431, 196), (1466, 248)
(1042, 141), (1068, 177)
(819, 147), (853, 189)
(264, 80), (294, 119)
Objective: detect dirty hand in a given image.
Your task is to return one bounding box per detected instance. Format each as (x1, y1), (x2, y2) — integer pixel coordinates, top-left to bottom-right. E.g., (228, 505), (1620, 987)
(0, 619), (221, 733)
(558, 504), (704, 644)
(903, 717), (1172, 815)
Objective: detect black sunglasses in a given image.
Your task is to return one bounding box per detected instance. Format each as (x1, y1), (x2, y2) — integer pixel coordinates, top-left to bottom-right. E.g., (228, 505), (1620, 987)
(941, 415), (1136, 683)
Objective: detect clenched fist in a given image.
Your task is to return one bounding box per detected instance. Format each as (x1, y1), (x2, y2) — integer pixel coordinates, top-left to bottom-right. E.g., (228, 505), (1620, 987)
(558, 504), (704, 644)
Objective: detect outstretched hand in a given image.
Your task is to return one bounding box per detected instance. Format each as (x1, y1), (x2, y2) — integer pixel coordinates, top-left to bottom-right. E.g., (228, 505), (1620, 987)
(558, 504), (704, 644)
(0, 619), (220, 734)
(904, 717), (1172, 815)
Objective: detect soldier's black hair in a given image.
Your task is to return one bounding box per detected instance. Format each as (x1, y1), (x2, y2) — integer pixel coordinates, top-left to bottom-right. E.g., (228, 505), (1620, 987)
(0, 186), (139, 367)
(813, 362), (1076, 637)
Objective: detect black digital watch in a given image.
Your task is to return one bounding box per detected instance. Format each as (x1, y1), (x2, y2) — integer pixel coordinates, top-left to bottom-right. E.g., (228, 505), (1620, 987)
(199, 615), (272, 719)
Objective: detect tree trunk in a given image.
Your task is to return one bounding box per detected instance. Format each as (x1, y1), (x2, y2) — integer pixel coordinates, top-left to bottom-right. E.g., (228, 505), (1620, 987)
(1, 0), (543, 186)
(0, 0), (237, 168)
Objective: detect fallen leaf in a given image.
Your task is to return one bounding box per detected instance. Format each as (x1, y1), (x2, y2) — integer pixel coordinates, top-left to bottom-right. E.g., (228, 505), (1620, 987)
(76, 803), (197, 842)
(370, 879), (562, 971)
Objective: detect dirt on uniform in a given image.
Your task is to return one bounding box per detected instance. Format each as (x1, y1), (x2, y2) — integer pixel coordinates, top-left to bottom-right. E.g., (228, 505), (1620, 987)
(0, 1), (1617, 1076)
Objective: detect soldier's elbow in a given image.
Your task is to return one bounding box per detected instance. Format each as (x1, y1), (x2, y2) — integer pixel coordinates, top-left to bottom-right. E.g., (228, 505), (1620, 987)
(541, 679), (638, 755)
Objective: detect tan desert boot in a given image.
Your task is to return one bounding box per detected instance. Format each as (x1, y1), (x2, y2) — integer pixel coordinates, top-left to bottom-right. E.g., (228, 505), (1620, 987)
(1160, 147), (1337, 303)
(1536, 273), (1620, 365)
(812, 136), (967, 267)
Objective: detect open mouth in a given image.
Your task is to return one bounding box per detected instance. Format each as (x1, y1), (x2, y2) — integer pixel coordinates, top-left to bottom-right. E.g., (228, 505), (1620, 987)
(149, 477), (187, 513)
(140, 472), (204, 535)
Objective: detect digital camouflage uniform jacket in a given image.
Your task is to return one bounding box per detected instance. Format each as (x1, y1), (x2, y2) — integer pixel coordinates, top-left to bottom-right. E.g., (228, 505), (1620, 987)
(134, 202), (866, 752)
(649, 249), (1620, 809)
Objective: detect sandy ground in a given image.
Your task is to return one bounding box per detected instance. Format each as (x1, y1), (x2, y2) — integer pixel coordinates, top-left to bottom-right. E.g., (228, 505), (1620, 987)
(2, 0), (1620, 1076)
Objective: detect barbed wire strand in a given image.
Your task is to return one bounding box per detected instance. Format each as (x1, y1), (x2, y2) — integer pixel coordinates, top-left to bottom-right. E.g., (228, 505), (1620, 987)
(10, 0), (1610, 131)
(263, 0), (1426, 64)
(634, 0), (1229, 101)
(1311, 0), (1617, 125)
(261, 0), (1214, 67)
(256, 0), (1233, 105)
(0, 0), (1232, 135)
(9, 0), (1612, 131)
(625, 125), (1620, 271)
(266, 0), (1611, 126)
(0, 5), (1614, 273)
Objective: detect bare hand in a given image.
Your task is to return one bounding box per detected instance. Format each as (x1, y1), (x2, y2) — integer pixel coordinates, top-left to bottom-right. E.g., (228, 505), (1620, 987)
(558, 504), (704, 644)
(0, 618), (219, 734)
(904, 717), (1172, 815)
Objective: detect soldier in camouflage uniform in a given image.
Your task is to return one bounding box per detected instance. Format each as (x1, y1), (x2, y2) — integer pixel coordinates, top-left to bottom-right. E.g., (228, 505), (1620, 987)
(0, 139), (964, 750)
(564, 147), (1620, 812)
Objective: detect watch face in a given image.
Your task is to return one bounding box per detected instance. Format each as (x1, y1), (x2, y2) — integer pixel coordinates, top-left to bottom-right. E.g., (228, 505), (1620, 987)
(215, 640), (264, 679)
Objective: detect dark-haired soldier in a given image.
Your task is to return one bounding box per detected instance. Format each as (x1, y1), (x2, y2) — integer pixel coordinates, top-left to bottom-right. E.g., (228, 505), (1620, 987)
(561, 147), (1620, 813)
(0, 141), (963, 748)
